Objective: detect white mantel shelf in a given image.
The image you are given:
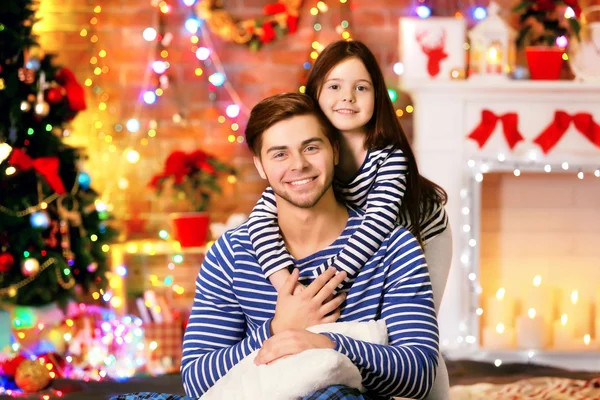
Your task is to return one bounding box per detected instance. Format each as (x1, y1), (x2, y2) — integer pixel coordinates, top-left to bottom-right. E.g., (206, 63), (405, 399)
(404, 78), (600, 372)
(403, 79), (600, 95)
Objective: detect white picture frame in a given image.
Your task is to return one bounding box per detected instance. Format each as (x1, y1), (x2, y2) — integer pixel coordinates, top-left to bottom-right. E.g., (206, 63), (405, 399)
(399, 17), (467, 83)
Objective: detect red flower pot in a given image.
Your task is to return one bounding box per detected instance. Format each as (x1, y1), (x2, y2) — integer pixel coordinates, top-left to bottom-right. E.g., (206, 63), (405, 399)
(525, 47), (565, 80)
(170, 212), (210, 248)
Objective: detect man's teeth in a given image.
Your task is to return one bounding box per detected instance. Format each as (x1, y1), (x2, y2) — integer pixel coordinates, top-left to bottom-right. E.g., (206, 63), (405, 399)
(290, 178), (313, 186)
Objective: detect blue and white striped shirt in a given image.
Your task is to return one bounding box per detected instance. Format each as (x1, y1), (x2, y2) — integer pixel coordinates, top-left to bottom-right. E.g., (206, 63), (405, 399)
(248, 145), (448, 281)
(181, 208), (439, 399)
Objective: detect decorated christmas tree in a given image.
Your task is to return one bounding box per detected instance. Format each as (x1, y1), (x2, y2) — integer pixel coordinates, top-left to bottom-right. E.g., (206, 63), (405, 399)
(0, 0), (117, 307)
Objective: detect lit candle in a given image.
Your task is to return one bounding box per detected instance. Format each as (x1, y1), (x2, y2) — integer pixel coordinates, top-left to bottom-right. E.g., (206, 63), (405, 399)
(485, 288), (516, 327)
(485, 43), (503, 73)
(525, 276), (555, 324)
(483, 322), (515, 349)
(552, 313), (579, 349)
(560, 290), (592, 337)
(516, 308), (549, 349)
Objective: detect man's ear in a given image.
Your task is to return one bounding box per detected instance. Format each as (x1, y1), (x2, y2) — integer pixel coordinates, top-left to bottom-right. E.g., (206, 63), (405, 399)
(333, 141), (340, 166)
(253, 156), (267, 179)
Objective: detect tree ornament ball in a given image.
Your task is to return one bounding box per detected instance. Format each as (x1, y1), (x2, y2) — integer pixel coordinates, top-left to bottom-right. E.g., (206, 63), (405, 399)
(14, 359), (52, 392)
(22, 258), (40, 276)
(34, 101), (50, 117)
(46, 87), (64, 104)
(0, 252), (14, 272)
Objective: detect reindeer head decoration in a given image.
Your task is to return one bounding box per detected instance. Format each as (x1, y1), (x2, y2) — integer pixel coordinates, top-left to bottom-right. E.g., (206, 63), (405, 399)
(415, 29), (448, 77)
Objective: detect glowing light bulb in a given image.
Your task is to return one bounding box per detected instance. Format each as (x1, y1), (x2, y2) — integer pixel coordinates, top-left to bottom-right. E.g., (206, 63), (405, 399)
(393, 62), (404, 75)
(226, 104), (240, 118)
(185, 18), (199, 33)
(473, 6), (487, 20)
(143, 28), (157, 41)
(195, 47), (211, 61)
(126, 149), (140, 164)
(416, 5), (431, 18)
(126, 118), (140, 133)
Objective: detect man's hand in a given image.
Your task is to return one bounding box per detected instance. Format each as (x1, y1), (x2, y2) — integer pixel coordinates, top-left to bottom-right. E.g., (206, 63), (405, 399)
(270, 267), (347, 335)
(254, 330), (335, 365)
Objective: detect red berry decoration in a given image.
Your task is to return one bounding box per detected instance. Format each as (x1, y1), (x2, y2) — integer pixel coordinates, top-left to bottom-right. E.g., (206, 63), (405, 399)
(0, 252), (15, 273)
(46, 87), (64, 104)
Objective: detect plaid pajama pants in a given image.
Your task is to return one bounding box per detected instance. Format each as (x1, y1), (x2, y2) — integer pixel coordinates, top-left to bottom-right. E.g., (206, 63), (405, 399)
(302, 385), (375, 399)
(110, 385), (376, 400)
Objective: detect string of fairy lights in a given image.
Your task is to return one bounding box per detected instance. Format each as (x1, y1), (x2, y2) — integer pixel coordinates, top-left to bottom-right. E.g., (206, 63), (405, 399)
(448, 154), (600, 367)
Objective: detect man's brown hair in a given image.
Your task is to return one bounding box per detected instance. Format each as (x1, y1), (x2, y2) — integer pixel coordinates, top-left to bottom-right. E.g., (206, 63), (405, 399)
(245, 92), (338, 156)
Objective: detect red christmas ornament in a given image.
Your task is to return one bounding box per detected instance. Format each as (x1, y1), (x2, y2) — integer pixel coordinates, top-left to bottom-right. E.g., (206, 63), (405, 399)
(0, 252), (14, 272)
(46, 87), (64, 104)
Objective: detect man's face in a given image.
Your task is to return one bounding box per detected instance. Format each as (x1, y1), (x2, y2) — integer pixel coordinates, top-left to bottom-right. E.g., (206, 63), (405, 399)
(254, 114), (338, 209)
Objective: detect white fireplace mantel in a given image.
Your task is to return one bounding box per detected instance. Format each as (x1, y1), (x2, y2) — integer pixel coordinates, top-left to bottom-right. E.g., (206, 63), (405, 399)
(404, 80), (600, 370)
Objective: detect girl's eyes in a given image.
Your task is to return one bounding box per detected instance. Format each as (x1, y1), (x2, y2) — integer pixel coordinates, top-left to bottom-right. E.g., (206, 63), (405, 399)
(305, 146), (318, 152)
(327, 84), (369, 91)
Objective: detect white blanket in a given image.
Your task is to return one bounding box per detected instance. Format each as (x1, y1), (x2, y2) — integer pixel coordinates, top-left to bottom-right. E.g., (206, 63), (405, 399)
(200, 320), (388, 400)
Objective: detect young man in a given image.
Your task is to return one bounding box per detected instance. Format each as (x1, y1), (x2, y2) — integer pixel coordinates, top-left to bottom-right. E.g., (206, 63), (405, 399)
(181, 93), (439, 399)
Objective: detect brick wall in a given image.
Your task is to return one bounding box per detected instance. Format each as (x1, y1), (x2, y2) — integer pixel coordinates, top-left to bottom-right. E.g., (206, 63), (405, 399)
(33, 0), (517, 236)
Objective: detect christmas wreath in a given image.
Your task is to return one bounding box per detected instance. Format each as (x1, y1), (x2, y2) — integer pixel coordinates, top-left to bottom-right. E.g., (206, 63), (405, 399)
(196, 0), (302, 49)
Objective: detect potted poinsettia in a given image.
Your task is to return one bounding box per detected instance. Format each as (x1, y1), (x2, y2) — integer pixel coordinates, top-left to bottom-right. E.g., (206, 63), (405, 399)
(512, 0), (582, 79)
(149, 149), (235, 247)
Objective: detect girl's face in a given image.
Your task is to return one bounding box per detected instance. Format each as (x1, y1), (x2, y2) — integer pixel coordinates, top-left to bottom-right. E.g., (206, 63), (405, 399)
(317, 57), (375, 135)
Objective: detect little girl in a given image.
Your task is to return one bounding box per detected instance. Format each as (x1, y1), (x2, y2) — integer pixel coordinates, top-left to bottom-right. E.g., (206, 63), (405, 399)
(247, 40), (452, 399)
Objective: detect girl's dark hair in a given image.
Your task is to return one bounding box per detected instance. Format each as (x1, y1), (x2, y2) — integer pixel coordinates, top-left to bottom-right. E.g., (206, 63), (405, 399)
(305, 40), (447, 244)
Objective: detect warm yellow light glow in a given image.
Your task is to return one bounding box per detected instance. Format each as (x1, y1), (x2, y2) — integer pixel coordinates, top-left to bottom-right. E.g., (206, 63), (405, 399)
(528, 308), (536, 319)
(227, 175), (237, 184)
(561, 314), (568, 326)
(571, 290), (578, 305)
(584, 334), (591, 345)
(126, 149), (140, 164)
(406, 105), (414, 113)
(310, 7), (318, 15)
(496, 288), (505, 301)
(533, 275), (542, 287)
(496, 323), (505, 334)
